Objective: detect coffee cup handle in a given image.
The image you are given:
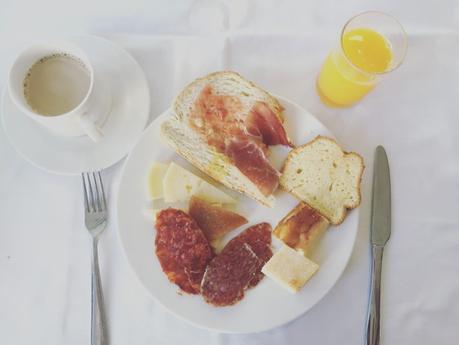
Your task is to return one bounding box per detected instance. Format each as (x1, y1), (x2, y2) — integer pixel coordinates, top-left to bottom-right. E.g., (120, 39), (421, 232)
(77, 114), (104, 142)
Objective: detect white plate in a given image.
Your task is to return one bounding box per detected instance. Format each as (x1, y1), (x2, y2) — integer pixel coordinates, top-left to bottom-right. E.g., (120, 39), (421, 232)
(1, 35), (150, 175)
(116, 97), (359, 333)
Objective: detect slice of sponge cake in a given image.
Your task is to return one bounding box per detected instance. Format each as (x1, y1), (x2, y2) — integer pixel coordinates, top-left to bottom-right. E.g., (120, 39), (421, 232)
(280, 136), (364, 225)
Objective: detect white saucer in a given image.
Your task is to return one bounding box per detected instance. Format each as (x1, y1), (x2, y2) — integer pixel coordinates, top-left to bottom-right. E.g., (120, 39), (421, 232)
(1, 35), (150, 175)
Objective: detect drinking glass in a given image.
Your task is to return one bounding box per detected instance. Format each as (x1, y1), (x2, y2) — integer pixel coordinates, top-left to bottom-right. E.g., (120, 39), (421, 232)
(317, 11), (407, 107)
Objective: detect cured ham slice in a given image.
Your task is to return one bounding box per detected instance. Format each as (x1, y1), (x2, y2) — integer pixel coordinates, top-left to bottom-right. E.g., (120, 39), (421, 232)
(225, 139), (279, 197)
(246, 101), (292, 147)
(188, 85), (291, 198)
(188, 196), (248, 247)
(155, 208), (213, 294)
(224, 222), (273, 288)
(201, 243), (260, 306)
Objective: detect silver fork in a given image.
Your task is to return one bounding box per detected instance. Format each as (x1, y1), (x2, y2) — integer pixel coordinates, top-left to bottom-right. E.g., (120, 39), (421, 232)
(82, 172), (108, 345)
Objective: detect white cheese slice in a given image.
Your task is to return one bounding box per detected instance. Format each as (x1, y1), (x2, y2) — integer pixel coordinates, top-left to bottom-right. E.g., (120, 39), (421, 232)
(261, 245), (319, 293)
(194, 181), (236, 204)
(161, 162), (235, 204)
(148, 162), (169, 200)
(162, 162), (202, 203)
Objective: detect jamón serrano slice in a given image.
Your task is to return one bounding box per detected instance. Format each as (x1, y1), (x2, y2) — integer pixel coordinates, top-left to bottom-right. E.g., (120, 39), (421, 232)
(188, 84), (290, 199)
(225, 139), (280, 197)
(224, 222), (273, 288)
(155, 208), (213, 294)
(201, 243), (260, 306)
(246, 101), (292, 147)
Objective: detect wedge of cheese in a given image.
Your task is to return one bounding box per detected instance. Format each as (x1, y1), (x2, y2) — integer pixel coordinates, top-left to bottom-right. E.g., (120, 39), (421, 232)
(162, 162), (202, 203)
(261, 245), (319, 293)
(194, 180), (236, 204)
(148, 162), (169, 200)
(161, 161), (236, 204)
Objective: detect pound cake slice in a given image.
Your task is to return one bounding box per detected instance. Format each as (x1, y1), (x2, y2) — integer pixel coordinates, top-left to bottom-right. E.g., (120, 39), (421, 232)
(280, 136), (364, 225)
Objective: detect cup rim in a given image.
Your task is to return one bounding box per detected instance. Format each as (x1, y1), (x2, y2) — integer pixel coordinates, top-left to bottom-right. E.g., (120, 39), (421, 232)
(339, 10), (408, 77)
(8, 41), (94, 120)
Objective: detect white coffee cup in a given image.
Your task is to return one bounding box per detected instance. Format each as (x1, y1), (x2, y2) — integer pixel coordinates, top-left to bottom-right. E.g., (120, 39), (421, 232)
(8, 40), (111, 142)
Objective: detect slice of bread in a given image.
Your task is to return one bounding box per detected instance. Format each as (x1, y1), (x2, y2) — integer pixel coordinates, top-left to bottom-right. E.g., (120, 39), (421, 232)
(161, 118), (275, 207)
(161, 71), (291, 207)
(173, 71), (285, 126)
(280, 136), (364, 225)
(274, 202), (329, 256)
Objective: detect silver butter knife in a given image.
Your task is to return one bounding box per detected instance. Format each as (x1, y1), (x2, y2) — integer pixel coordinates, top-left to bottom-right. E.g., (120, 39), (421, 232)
(366, 146), (391, 345)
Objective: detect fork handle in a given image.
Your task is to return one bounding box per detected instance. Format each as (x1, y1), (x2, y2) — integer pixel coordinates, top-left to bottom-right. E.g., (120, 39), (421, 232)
(91, 238), (108, 345)
(366, 244), (384, 345)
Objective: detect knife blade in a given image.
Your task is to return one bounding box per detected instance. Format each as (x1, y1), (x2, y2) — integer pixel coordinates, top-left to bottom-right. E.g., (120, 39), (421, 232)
(366, 145), (391, 345)
(371, 145), (391, 246)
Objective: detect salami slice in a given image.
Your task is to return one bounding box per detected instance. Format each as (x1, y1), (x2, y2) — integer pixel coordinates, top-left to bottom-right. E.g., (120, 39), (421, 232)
(201, 243), (260, 306)
(155, 208), (213, 294)
(225, 222), (273, 287)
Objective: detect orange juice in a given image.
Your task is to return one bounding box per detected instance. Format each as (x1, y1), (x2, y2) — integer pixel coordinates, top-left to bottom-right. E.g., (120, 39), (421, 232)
(317, 28), (393, 106)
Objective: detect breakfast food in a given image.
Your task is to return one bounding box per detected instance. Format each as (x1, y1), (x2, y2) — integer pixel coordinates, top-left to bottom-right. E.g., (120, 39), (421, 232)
(188, 196), (248, 248)
(262, 245), (319, 293)
(274, 202), (329, 256)
(155, 161), (235, 204)
(162, 162), (204, 203)
(224, 222), (273, 287)
(201, 243), (260, 306)
(148, 162), (169, 200)
(280, 136), (364, 224)
(155, 208), (213, 294)
(201, 223), (273, 306)
(194, 180), (236, 205)
(161, 71), (293, 207)
(148, 73), (367, 309)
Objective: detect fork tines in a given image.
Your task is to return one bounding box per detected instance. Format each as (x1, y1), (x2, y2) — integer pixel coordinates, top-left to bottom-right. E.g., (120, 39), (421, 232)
(82, 172), (107, 213)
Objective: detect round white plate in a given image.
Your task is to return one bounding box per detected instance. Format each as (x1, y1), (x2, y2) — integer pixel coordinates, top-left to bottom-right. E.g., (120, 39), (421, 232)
(116, 97), (359, 333)
(1, 35), (150, 175)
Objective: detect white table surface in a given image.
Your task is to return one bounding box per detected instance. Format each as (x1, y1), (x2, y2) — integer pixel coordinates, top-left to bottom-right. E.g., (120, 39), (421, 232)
(1, 1), (459, 344)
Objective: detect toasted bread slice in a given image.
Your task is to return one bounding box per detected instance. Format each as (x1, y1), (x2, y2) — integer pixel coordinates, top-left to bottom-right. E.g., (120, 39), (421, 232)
(161, 118), (276, 207)
(173, 71), (286, 126)
(274, 202), (329, 256)
(188, 196), (248, 248)
(280, 136), (364, 225)
(161, 71), (292, 207)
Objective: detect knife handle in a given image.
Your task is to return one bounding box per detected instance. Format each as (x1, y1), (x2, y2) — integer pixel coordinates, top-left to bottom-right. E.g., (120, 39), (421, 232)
(366, 244), (384, 345)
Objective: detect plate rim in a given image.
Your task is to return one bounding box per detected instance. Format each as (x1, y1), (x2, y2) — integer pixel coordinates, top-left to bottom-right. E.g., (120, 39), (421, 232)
(115, 96), (359, 333)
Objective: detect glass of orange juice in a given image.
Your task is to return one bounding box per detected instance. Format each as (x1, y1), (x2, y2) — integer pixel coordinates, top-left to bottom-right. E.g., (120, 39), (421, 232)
(317, 11), (407, 107)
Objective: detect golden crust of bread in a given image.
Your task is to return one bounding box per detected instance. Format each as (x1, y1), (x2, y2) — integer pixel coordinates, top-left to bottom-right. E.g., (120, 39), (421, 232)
(173, 70), (287, 126)
(161, 71), (295, 207)
(274, 202), (329, 255)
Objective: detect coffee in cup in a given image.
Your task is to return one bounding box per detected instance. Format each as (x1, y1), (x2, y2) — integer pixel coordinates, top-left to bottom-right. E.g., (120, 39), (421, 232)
(24, 53), (91, 117)
(8, 41), (111, 142)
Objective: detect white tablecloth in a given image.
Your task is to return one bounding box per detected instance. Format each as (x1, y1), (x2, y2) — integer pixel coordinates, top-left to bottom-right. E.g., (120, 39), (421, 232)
(1, 1), (459, 344)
